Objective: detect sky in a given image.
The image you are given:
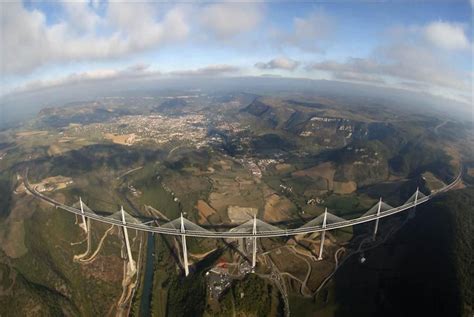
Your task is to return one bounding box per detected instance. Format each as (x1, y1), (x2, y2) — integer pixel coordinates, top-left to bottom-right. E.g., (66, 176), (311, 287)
(0, 0), (472, 105)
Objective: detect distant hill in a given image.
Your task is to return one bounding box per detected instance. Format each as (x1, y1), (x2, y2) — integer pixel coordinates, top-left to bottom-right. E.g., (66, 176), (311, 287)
(241, 99), (279, 128)
(153, 98), (188, 115)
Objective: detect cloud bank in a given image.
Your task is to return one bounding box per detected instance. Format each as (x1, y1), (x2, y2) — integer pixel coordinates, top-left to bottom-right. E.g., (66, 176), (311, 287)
(1, 2), (190, 74)
(9, 63), (240, 95)
(0, 1), (261, 75)
(307, 21), (472, 103)
(255, 57), (300, 71)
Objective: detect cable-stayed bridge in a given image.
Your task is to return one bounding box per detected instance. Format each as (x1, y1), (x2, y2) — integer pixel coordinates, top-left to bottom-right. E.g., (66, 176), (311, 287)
(24, 169), (462, 276)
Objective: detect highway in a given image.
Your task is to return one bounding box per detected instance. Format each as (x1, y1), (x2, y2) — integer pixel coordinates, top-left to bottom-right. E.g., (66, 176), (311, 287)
(24, 168), (462, 239)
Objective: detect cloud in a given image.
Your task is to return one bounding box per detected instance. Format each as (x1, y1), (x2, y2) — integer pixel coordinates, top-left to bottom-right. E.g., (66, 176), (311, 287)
(61, 1), (101, 33)
(0, 1), (263, 76)
(255, 57), (300, 71)
(307, 21), (471, 97)
(332, 71), (386, 84)
(0, 2), (190, 75)
(106, 2), (189, 50)
(13, 64), (156, 93)
(423, 21), (470, 50)
(272, 10), (333, 52)
(8, 63), (241, 95)
(308, 58), (388, 84)
(169, 64), (240, 77)
(309, 46), (468, 91)
(198, 3), (263, 39)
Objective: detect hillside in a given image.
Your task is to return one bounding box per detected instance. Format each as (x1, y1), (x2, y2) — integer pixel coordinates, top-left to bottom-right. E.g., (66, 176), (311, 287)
(330, 188), (473, 317)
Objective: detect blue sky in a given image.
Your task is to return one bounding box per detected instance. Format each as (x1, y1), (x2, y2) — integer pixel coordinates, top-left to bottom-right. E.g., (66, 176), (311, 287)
(1, 1), (472, 104)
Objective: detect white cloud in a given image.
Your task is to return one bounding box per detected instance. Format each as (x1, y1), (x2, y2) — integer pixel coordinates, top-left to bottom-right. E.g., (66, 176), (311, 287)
(0, 1), (263, 76)
(61, 1), (101, 33)
(8, 63), (240, 95)
(0, 2), (190, 75)
(199, 3), (263, 39)
(424, 21), (470, 50)
(309, 43), (469, 91)
(169, 64), (240, 77)
(106, 3), (189, 50)
(255, 57), (300, 71)
(13, 64), (155, 93)
(307, 20), (471, 99)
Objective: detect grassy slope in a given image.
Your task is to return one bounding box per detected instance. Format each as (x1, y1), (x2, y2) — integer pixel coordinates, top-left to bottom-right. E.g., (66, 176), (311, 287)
(0, 202), (124, 315)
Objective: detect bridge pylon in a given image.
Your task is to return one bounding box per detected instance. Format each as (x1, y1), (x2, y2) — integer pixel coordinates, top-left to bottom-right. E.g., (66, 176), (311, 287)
(373, 198), (382, 240)
(318, 208), (328, 260)
(180, 213), (189, 276)
(79, 197), (88, 233)
(252, 215), (257, 270)
(121, 206), (136, 274)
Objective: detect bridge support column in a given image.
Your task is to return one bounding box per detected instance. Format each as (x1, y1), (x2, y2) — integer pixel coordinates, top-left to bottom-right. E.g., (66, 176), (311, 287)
(373, 198), (382, 240)
(414, 187), (419, 206)
(121, 206), (136, 273)
(79, 197), (88, 233)
(408, 188), (420, 220)
(318, 208), (328, 260)
(180, 214), (189, 277)
(252, 215), (257, 270)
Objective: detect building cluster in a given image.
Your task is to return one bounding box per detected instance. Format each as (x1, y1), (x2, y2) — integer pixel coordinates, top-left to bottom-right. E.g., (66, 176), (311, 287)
(214, 121), (248, 134)
(256, 158), (280, 171)
(128, 185), (141, 197)
(113, 114), (208, 144)
(65, 114), (209, 147)
(279, 184), (293, 193)
(239, 158), (262, 178)
(206, 266), (233, 300)
(237, 157), (281, 179)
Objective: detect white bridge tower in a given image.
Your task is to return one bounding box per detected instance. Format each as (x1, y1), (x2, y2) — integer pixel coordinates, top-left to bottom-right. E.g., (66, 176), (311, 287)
(252, 215), (257, 270)
(180, 213), (189, 276)
(79, 197), (88, 233)
(373, 198), (382, 240)
(318, 208), (328, 260)
(121, 206), (136, 274)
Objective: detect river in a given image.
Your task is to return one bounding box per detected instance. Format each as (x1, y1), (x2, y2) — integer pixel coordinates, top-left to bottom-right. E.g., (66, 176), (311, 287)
(139, 232), (155, 316)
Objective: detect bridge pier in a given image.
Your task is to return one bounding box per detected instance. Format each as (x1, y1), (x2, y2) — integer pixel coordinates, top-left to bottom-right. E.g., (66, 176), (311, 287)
(408, 188), (420, 220)
(373, 198), (382, 240)
(318, 208), (328, 260)
(180, 214), (189, 276)
(79, 197), (88, 233)
(414, 187), (419, 206)
(252, 215), (257, 270)
(121, 206), (136, 274)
